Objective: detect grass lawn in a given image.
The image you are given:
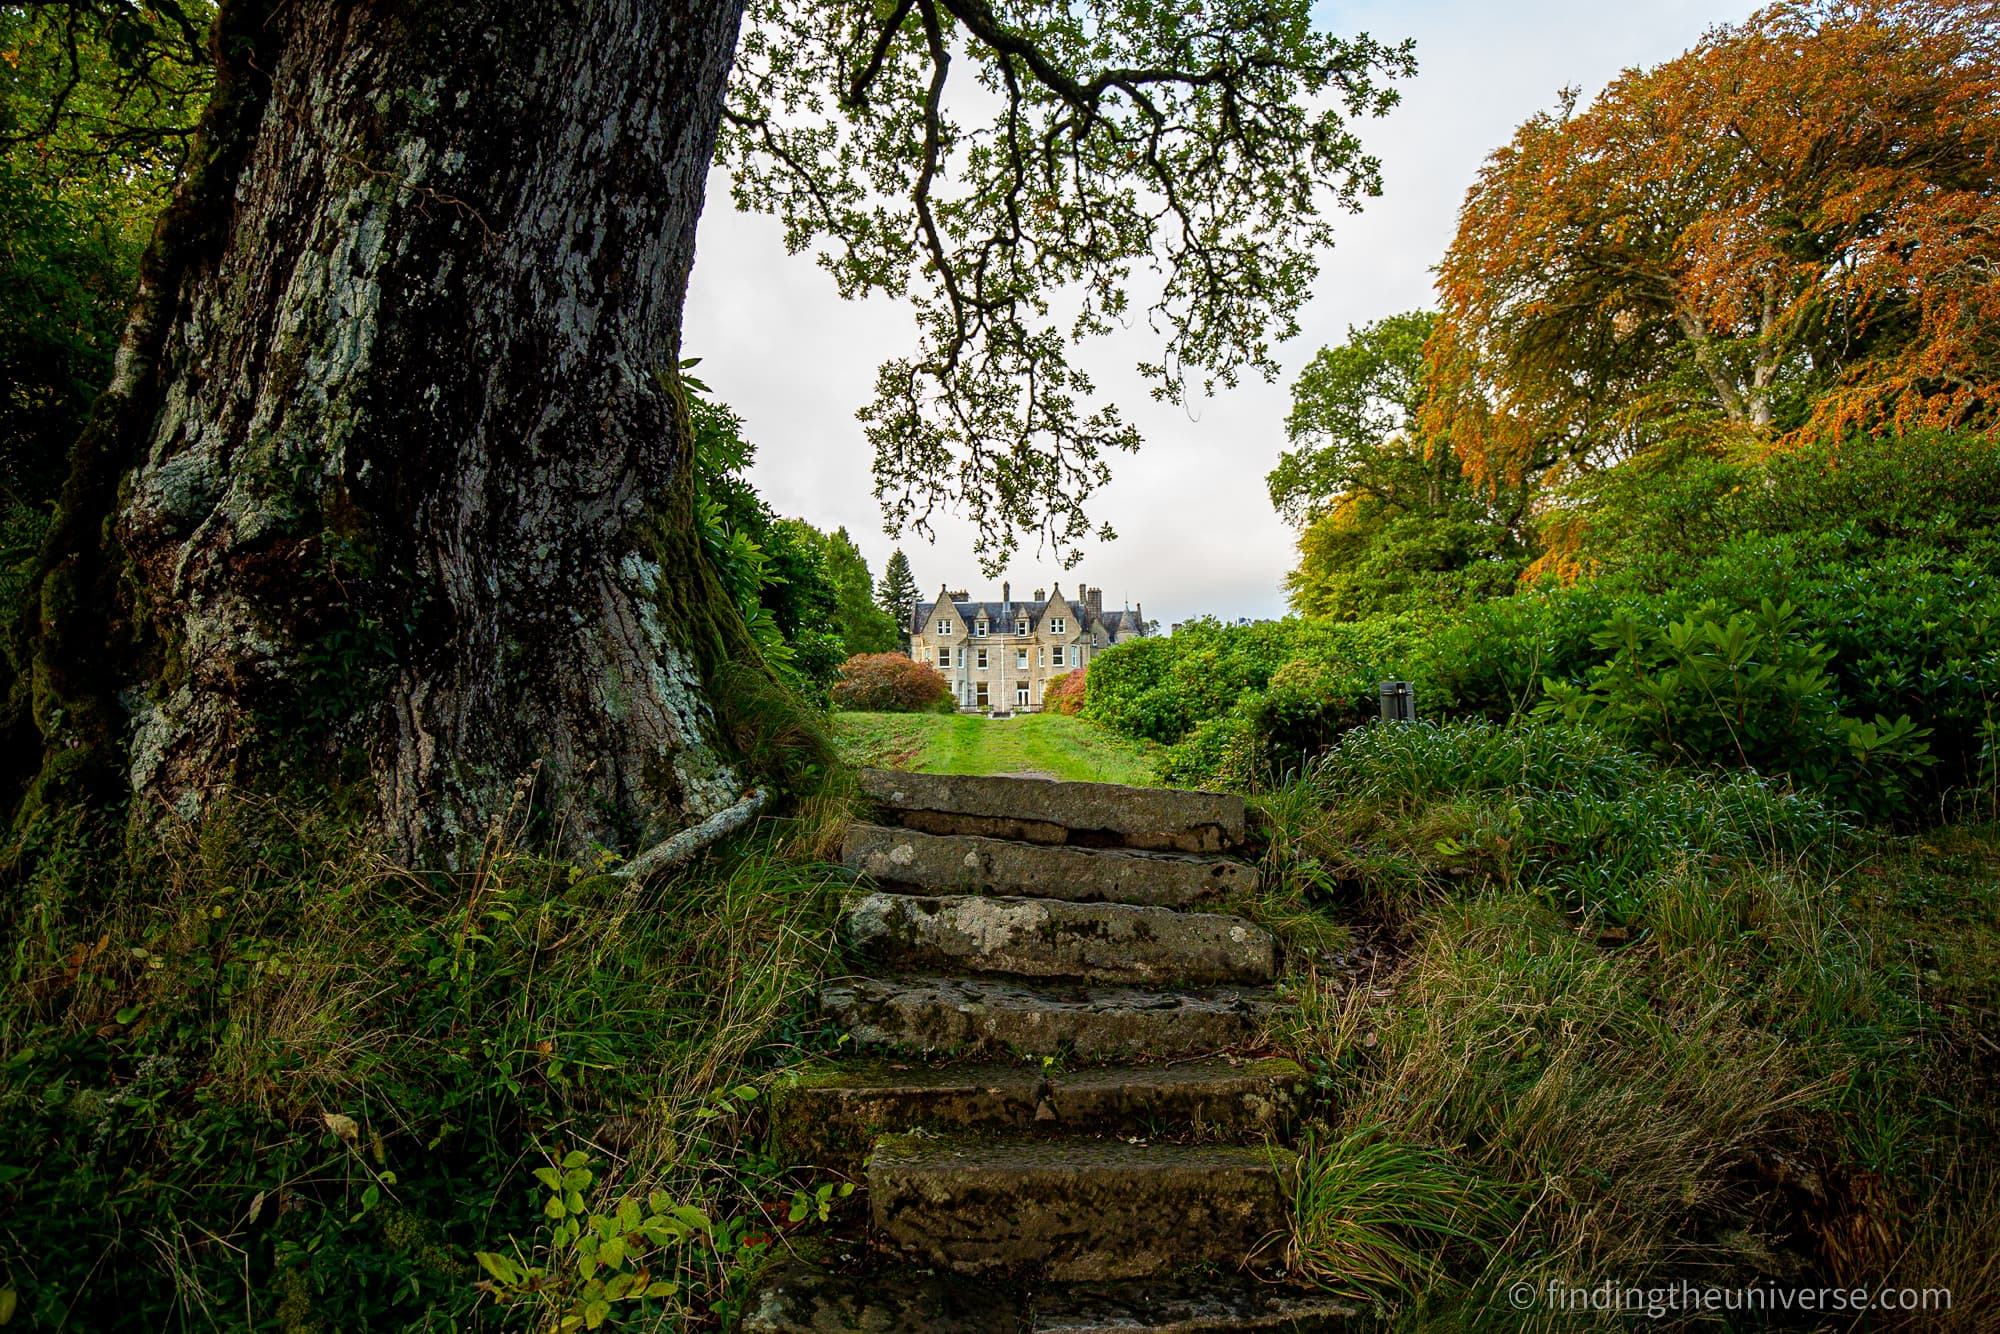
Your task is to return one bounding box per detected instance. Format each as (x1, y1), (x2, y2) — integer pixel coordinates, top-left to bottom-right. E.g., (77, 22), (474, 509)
(833, 710), (1162, 786)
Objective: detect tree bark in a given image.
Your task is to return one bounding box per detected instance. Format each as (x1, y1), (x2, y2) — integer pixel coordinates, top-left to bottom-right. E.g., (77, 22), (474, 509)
(35, 0), (756, 856)
(1672, 303), (1750, 424)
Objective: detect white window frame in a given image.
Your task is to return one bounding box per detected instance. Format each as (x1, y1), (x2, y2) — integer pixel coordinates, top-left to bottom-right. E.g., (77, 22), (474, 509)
(1015, 685), (1030, 706)
(1052, 645), (1065, 667)
(936, 619), (952, 635)
(1015, 619), (1028, 635)
(936, 647), (950, 667)
(976, 681), (990, 707)
(976, 647), (988, 669)
(1016, 648), (1029, 670)
(1050, 616), (1066, 635)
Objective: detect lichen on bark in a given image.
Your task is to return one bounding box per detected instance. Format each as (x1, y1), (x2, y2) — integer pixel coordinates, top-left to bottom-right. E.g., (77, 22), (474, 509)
(13, 0), (782, 865)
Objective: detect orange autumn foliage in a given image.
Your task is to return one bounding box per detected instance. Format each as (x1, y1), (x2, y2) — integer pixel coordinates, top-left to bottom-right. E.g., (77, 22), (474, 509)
(1427, 0), (2000, 493)
(1041, 667), (1088, 716)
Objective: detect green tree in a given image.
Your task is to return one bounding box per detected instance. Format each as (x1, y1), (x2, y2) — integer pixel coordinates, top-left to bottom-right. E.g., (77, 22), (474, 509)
(727, 0), (1413, 569)
(1284, 498), (1525, 621)
(1267, 311), (1441, 526)
(1268, 312), (1528, 619)
(689, 387), (847, 696)
(0, 3), (211, 617)
(12, 0), (1413, 856)
(815, 526), (900, 655)
(876, 548), (920, 646)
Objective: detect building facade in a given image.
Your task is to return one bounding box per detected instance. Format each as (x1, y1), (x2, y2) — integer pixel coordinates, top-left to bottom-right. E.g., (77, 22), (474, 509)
(909, 581), (1147, 714)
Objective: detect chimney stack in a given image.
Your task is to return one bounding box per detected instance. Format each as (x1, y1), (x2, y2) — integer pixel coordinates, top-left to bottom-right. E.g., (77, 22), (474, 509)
(1002, 580), (1010, 604)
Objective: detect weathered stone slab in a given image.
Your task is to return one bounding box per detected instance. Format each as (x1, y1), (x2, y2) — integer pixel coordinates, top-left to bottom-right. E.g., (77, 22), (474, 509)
(770, 1057), (1305, 1169)
(843, 891), (1276, 986)
(870, 1137), (1295, 1280)
(844, 823), (1259, 907)
(861, 769), (1247, 854)
(1031, 1276), (1360, 1332)
(742, 1266), (1360, 1333)
(820, 974), (1271, 1063)
(741, 1261), (1020, 1333)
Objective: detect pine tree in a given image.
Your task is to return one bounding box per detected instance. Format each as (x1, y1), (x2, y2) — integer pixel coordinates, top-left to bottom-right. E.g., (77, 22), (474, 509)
(876, 549), (920, 647)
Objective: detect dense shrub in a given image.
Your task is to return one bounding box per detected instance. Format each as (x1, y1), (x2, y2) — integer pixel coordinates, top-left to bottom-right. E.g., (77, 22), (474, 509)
(1266, 719), (1844, 923)
(1537, 599), (1936, 820)
(1095, 433), (2000, 818)
(1041, 667), (1087, 715)
(830, 653), (953, 713)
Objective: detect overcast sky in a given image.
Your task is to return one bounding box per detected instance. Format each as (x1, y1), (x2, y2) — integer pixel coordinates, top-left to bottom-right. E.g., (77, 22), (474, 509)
(684, 0), (1760, 628)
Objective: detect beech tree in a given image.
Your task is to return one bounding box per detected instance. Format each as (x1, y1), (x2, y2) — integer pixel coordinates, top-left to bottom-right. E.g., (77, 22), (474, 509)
(1427, 0), (2000, 492)
(9, 0), (1411, 858)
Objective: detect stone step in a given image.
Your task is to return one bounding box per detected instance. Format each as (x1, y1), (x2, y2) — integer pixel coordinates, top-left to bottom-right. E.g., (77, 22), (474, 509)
(821, 973), (1272, 1063)
(770, 1057), (1306, 1169)
(870, 1136), (1295, 1280)
(842, 891), (1277, 986)
(844, 823), (1260, 907)
(861, 769), (1247, 854)
(743, 1265), (1359, 1333)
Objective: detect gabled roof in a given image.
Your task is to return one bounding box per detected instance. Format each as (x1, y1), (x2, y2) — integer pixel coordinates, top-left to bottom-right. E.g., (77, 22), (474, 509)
(914, 596), (1088, 629)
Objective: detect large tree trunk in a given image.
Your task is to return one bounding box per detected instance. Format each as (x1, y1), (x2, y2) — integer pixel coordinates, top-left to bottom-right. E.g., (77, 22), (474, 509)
(31, 0), (755, 856)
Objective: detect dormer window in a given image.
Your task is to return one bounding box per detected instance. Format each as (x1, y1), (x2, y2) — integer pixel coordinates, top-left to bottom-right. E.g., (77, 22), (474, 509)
(1050, 616), (1066, 635)
(1015, 618), (1028, 635)
(974, 619), (988, 636)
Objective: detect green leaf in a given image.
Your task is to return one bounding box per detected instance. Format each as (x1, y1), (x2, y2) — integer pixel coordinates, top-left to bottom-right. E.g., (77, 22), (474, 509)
(562, 1149), (591, 1170)
(534, 1167), (563, 1191)
(584, 1299), (611, 1329)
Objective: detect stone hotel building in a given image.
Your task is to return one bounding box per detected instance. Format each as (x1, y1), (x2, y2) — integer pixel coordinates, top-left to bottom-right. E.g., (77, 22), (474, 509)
(909, 581), (1147, 713)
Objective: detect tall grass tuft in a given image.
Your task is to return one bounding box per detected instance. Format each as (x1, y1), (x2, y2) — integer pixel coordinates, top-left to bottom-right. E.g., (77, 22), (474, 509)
(0, 787), (849, 1329)
(1257, 719), (1999, 1324)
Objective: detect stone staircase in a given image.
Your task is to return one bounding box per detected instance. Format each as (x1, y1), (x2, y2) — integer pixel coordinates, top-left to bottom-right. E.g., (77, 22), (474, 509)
(743, 770), (1355, 1332)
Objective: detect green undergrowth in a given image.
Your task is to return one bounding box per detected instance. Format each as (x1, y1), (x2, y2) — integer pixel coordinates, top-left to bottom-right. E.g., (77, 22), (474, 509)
(1260, 720), (1999, 1329)
(0, 796), (856, 1330)
(831, 709), (1162, 786)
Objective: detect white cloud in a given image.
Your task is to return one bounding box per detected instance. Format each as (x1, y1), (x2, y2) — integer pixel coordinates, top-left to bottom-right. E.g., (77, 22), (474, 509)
(683, 0), (1758, 627)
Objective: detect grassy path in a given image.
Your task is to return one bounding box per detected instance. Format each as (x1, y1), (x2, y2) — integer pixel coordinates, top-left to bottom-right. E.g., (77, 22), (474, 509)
(834, 711), (1161, 786)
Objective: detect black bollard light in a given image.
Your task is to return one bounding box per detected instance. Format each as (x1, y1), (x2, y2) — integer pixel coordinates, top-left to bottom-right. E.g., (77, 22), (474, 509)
(1378, 680), (1415, 723)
